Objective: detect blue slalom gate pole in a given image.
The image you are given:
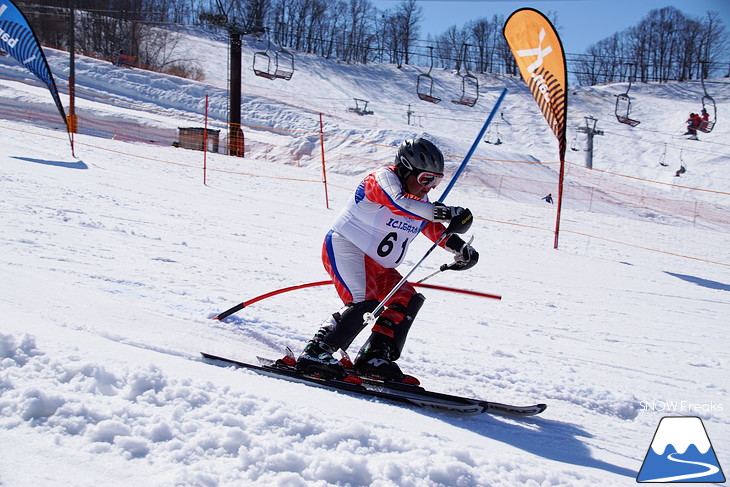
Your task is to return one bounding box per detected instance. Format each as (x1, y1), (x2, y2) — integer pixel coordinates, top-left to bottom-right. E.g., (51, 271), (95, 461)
(371, 88), (510, 307)
(438, 87), (508, 202)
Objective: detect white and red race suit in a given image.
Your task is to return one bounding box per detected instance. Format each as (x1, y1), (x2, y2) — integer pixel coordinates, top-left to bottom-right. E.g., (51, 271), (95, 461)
(322, 165), (448, 327)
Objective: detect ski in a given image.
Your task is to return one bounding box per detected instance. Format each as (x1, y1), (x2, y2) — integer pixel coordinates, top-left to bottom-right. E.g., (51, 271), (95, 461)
(201, 352), (546, 417)
(257, 356), (546, 416)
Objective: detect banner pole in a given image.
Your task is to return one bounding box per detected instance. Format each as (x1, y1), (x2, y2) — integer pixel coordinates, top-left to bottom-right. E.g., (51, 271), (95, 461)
(554, 151), (566, 249)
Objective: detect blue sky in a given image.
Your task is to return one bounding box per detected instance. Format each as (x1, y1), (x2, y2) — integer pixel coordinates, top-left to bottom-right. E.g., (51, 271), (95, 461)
(371, 0), (730, 55)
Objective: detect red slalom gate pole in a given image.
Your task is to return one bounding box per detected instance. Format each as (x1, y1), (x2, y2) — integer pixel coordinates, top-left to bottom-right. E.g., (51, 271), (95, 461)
(213, 281), (332, 320)
(413, 282), (501, 301)
(213, 280), (500, 321)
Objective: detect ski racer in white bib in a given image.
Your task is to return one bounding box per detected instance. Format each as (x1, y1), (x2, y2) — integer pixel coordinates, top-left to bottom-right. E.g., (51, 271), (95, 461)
(296, 138), (479, 383)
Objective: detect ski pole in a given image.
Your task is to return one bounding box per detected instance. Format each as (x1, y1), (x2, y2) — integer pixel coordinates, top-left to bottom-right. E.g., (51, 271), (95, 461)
(416, 263), (452, 284)
(416, 236), (473, 284)
(363, 211), (473, 326)
(364, 233), (449, 325)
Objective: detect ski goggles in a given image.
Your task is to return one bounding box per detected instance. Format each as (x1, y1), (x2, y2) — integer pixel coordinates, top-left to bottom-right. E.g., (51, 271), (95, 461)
(416, 171), (444, 189)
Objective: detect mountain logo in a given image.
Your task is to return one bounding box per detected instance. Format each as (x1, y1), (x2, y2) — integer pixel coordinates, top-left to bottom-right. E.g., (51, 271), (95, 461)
(637, 416), (725, 483)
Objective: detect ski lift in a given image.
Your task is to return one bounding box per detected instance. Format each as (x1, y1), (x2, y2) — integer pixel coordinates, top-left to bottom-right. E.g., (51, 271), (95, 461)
(417, 46), (441, 104)
(273, 47), (294, 80)
(253, 34), (294, 81)
(615, 64), (640, 127)
(570, 130), (581, 152)
(675, 149), (687, 177)
(697, 73), (716, 133)
(452, 44), (478, 107)
(253, 37), (277, 80)
(452, 74), (479, 107)
(659, 143), (668, 167)
(347, 98), (373, 116)
(484, 124), (502, 145)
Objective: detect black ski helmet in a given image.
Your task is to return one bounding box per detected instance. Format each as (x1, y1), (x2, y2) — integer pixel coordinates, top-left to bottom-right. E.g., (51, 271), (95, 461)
(395, 138), (444, 177)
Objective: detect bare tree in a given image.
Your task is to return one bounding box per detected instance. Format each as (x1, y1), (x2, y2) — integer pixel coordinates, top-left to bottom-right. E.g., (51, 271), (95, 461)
(575, 7), (728, 85)
(435, 25), (466, 70)
(391, 0), (420, 65)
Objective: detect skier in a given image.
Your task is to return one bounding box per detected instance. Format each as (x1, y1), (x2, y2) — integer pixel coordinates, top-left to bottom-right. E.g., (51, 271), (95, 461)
(684, 112), (701, 140)
(699, 108), (710, 132)
(542, 193), (554, 204)
(296, 138), (479, 383)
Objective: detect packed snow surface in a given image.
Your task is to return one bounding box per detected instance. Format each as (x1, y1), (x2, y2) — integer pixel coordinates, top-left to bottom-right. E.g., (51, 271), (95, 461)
(1, 28), (728, 486)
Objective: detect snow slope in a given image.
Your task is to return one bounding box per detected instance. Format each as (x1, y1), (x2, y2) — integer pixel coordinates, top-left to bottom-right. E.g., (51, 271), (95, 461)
(1, 27), (729, 486)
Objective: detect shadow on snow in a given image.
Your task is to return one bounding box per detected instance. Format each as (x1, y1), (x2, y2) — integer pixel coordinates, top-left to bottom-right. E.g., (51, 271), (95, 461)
(12, 156), (88, 169)
(665, 271), (730, 292)
(450, 414), (638, 479)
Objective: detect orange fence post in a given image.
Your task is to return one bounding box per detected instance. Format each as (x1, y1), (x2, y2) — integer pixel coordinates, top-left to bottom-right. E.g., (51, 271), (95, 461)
(203, 94), (208, 185)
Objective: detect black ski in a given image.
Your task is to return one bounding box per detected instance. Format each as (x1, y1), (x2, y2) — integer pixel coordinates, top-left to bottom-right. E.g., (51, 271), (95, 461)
(201, 352), (546, 417)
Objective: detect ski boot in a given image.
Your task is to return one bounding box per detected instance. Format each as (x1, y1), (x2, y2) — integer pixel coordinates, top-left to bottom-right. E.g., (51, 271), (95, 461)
(296, 333), (361, 384)
(353, 322), (419, 385)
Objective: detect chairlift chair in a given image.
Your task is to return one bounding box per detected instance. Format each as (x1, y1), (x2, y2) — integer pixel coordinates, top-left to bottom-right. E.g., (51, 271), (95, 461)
(615, 64), (640, 127)
(417, 46), (441, 103)
(253, 37), (277, 80)
(253, 33), (294, 81)
(484, 124), (502, 145)
(659, 143), (668, 167)
(697, 75), (716, 133)
(452, 72), (479, 107)
(452, 44), (478, 107)
(615, 94), (640, 127)
(570, 130), (581, 152)
(347, 98), (373, 116)
(273, 48), (294, 80)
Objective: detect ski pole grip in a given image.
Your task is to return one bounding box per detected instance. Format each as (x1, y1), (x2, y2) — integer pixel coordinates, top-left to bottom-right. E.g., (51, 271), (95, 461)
(445, 208), (473, 235)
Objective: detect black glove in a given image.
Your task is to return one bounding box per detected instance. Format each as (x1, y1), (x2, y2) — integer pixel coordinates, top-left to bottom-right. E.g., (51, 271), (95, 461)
(444, 234), (479, 271)
(433, 202), (466, 222)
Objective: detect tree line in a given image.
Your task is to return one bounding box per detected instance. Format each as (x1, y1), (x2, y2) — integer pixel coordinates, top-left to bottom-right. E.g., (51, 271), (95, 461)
(574, 7), (728, 85)
(14, 0), (729, 85)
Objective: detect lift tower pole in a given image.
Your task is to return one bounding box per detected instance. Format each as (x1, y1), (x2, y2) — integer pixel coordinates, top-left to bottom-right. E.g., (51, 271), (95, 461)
(210, 1), (263, 157)
(576, 116), (604, 169)
(228, 27), (243, 156)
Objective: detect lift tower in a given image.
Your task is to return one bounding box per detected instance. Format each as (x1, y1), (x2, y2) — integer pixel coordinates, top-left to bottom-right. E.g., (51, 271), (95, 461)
(576, 116), (604, 169)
